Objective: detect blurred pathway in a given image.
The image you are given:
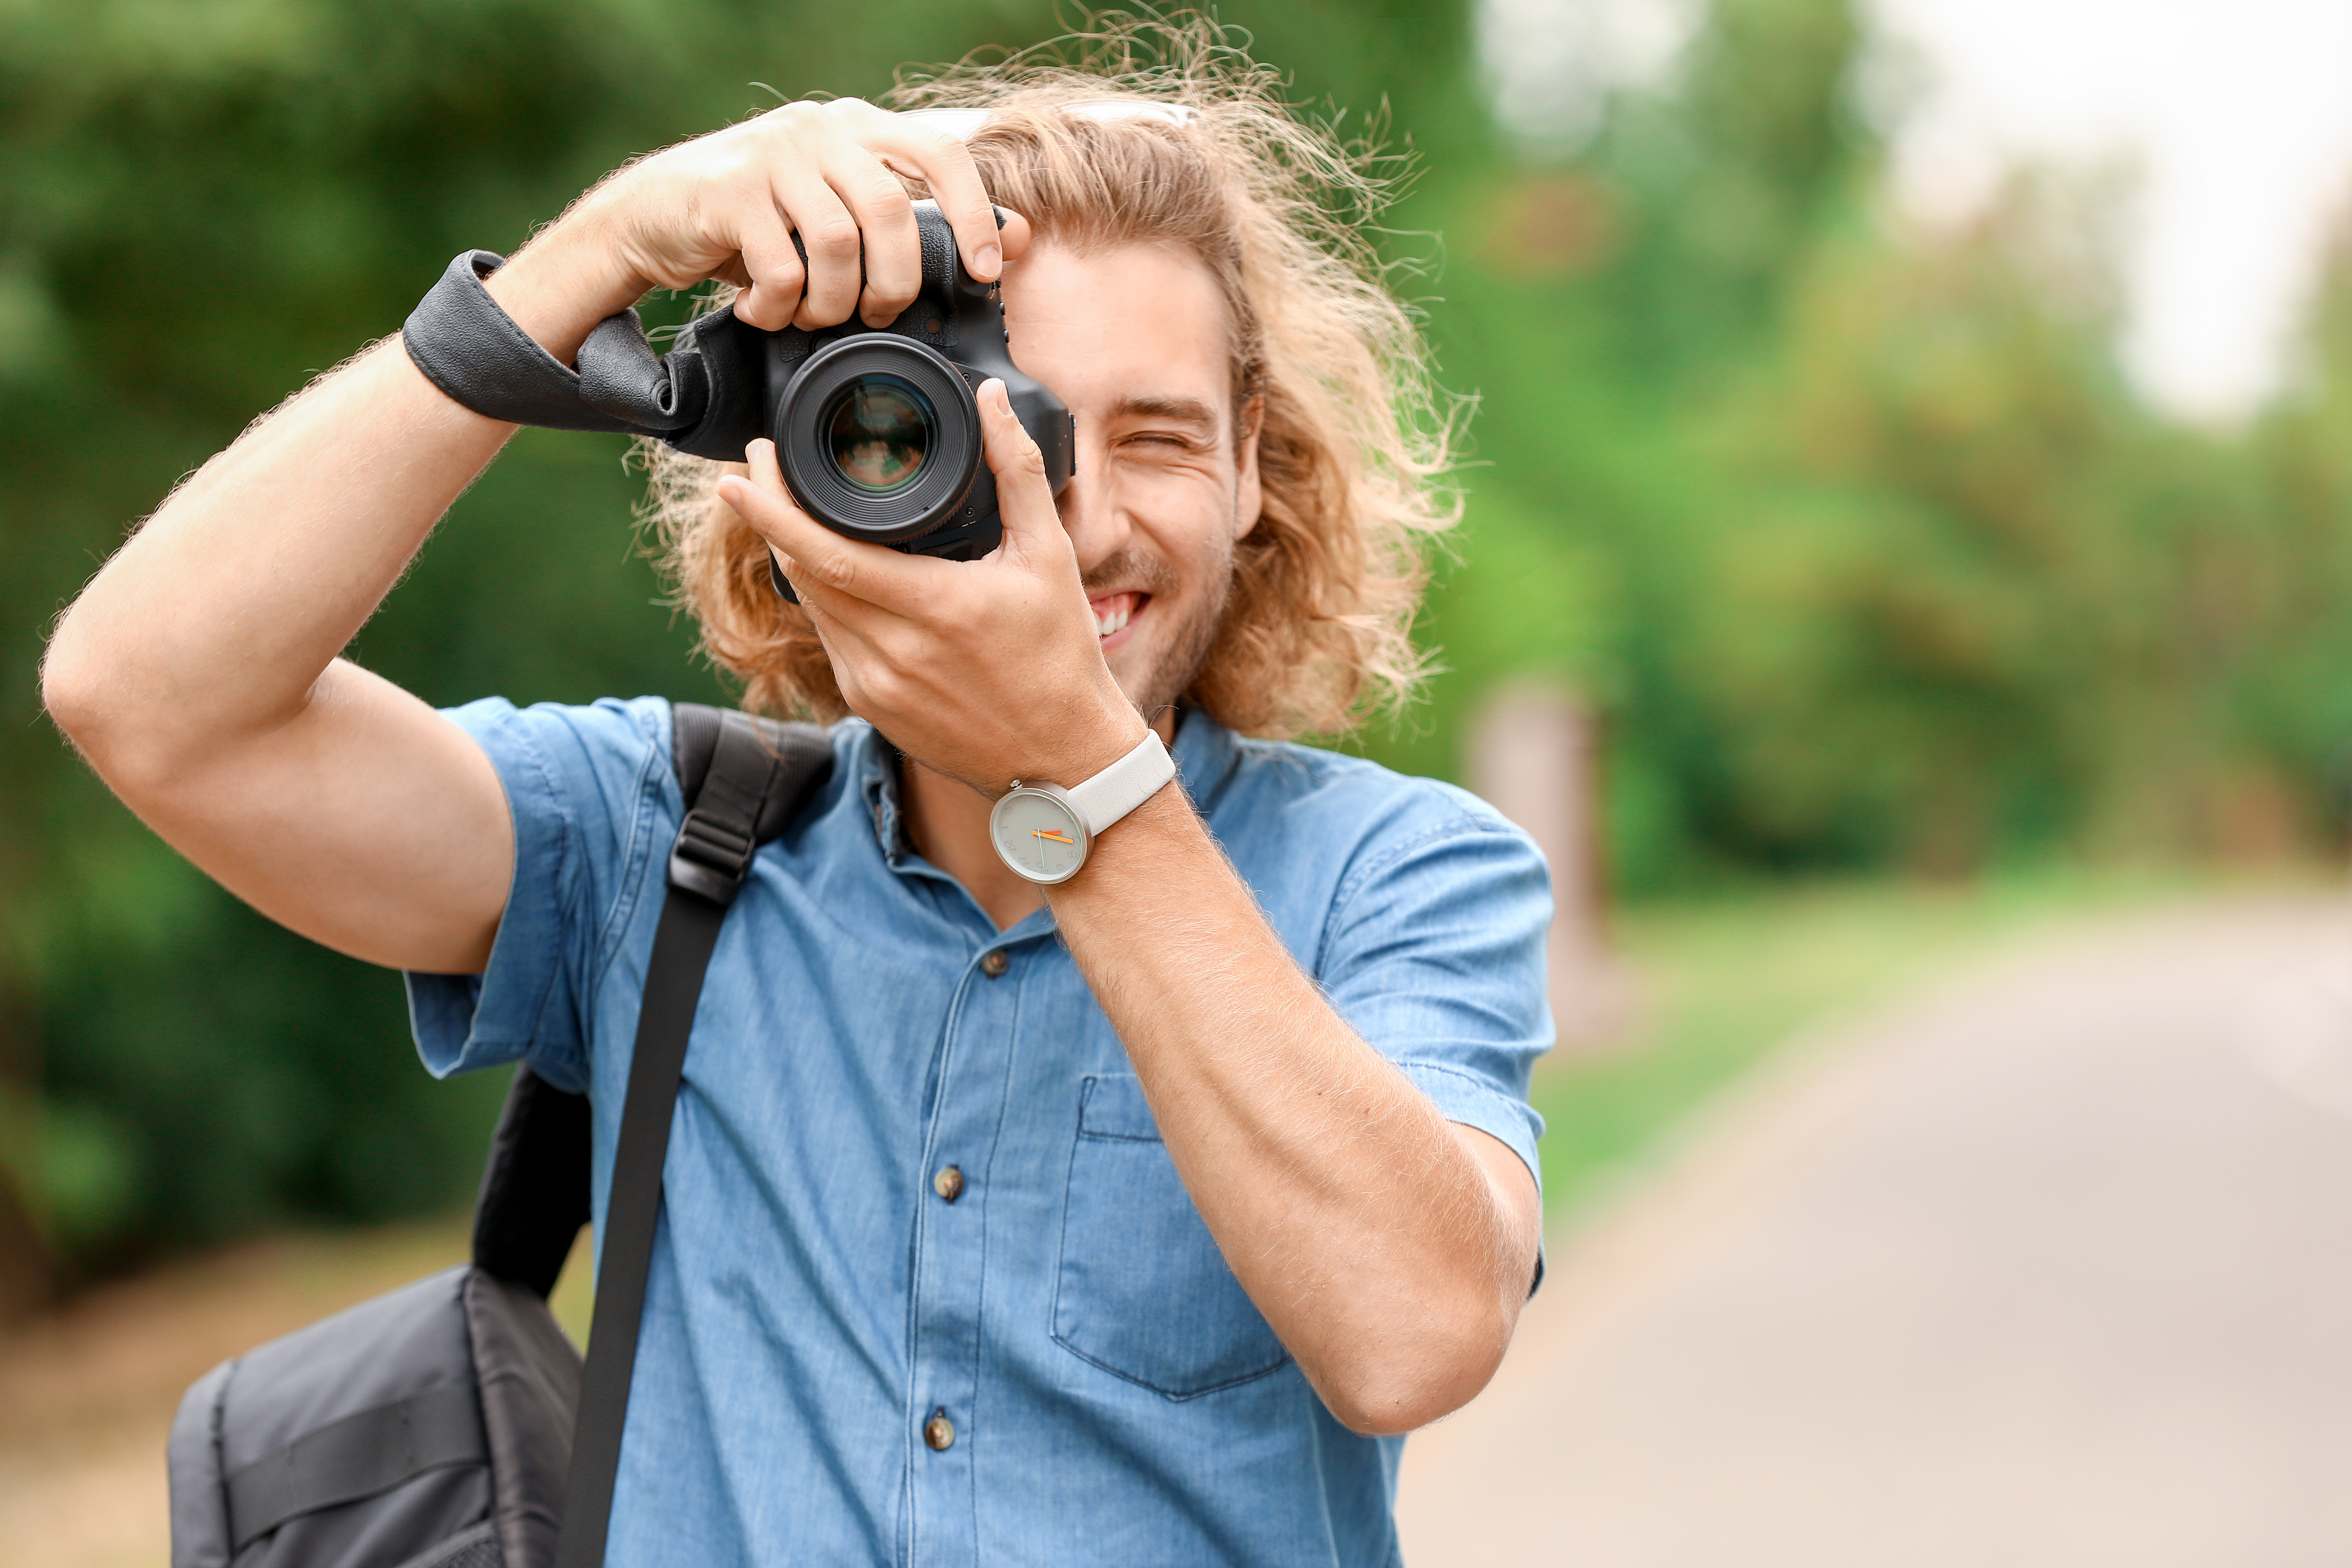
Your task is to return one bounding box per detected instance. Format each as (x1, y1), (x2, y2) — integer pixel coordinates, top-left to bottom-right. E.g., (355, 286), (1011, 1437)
(1399, 892), (2352, 1567)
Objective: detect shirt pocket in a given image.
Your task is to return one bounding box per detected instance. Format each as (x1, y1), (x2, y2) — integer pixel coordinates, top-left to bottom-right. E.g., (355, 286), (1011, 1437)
(1051, 1073), (1294, 1399)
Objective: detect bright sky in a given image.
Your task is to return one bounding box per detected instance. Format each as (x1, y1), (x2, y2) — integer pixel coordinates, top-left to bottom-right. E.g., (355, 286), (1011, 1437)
(1478, 0), (2352, 419)
(1876, 0), (2352, 419)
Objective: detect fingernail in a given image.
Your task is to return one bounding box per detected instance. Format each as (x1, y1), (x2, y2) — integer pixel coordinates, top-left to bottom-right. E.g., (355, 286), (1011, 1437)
(975, 243), (1001, 278)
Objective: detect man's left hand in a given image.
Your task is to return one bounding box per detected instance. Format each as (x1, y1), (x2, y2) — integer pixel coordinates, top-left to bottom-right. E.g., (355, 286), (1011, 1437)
(716, 380), (1146, 796)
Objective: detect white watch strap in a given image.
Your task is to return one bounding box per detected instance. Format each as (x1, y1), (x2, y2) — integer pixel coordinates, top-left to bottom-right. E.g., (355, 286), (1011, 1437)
(1065, 729), (1177, 838)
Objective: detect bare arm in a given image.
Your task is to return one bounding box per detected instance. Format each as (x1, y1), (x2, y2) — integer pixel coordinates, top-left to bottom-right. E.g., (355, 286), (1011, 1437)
(40, 102), (1018, 973)
(1049, 791), (1543, 1434)
(41, 336), (524, 973)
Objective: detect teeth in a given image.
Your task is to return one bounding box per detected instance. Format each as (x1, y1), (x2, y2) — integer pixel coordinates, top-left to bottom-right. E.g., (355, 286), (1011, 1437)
(1094, 603), (1132, 638)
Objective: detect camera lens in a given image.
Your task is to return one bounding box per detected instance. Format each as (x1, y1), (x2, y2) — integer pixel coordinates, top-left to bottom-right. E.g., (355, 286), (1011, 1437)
(777, 337), (980, 542)
(821, 375), (934, 496)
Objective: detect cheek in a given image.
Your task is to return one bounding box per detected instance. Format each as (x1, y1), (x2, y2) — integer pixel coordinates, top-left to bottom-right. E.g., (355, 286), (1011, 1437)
(1111, 468), (1240, 569)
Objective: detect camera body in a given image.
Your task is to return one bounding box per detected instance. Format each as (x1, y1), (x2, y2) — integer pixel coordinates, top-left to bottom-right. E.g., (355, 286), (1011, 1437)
(599, 202), (1074, 591)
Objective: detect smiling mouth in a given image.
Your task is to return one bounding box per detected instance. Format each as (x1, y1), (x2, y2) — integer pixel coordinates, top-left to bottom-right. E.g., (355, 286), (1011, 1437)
(1090, 591), (1147, 640)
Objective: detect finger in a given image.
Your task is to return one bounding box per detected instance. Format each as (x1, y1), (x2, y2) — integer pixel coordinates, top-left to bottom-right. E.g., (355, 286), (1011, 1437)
(778, 571), (908, 738)
(764, 522), (930, 727)
(850, 105), (1011, 282)
(995, 208), (1034, 265)
(733, 439), (876, 620)
(772, 543), (883, 638)
(807, 138), (922, 327)
(719, 440), (934, 620)
(765, 158), (864, 330)
(760, 524), (886, 643)
(779, 555), (879, 667)
(809, 102), (924, 323)
(974, 379), (1070, 563)
(730, 199), (806, 332)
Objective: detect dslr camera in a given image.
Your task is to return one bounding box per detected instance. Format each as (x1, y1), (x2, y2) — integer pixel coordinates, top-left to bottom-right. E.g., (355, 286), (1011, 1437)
(408, 201), (1074, 597)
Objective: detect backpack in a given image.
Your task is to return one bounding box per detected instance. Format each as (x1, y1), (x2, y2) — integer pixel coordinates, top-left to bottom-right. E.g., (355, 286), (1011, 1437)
(166, 704), (834, 1568)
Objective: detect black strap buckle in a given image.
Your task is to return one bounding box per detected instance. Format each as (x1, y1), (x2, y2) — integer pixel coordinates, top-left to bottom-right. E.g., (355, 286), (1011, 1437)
(663, 712), (792, 905)
(667, 808), (758, 904)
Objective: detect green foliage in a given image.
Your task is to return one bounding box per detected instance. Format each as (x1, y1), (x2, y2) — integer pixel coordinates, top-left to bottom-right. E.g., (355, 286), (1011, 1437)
(1371, 0), (2352, 889)
(1631, 192), (2352, 873)
(1589, 0), (1870, 383)
(1356, 0), (1886, 885)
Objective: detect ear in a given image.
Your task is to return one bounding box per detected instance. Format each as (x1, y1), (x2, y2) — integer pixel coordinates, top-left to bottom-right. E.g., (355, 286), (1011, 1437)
(1233, 393), (1266, 543)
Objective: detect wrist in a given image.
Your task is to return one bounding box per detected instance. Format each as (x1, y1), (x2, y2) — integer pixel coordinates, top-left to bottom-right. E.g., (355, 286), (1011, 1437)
(988, 722), (1176, 887)
(1041, 780), (1191, 905)
(479, 213), (648, 365)
(1021, 694), (1153, 793)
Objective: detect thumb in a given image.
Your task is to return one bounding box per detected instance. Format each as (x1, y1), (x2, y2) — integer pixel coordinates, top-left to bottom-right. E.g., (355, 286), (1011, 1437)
(975, 378), (1070, 571)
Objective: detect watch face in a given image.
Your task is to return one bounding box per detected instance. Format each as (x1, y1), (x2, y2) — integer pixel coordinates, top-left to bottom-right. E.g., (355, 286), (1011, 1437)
(991, 788), (1088, 883)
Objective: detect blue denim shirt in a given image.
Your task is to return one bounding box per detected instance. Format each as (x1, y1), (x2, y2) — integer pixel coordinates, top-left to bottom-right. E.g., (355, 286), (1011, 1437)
(407, 698), (1549, 1568)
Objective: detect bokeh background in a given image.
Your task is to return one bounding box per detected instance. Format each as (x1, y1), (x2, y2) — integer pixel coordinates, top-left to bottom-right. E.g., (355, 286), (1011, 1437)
(8, 0), (2352, 1558)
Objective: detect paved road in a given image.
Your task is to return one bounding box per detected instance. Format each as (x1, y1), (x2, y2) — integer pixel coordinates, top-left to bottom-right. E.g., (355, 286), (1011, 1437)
(1398, 894), (2352, 1567)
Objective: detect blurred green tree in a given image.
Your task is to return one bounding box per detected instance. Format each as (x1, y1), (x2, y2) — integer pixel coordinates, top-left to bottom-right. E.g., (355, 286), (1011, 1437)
(1388, 0), (2352, 889)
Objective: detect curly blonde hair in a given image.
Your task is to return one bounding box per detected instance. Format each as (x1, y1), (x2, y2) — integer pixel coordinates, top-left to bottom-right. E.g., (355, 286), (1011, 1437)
(646, 17), (1457, 738)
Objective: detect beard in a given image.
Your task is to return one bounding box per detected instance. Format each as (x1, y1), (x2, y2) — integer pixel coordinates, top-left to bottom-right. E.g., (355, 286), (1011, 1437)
(1084, 543), (1234, 723)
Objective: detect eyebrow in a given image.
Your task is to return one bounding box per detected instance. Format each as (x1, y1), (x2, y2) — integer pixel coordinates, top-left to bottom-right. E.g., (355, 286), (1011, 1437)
(1112, 393), (1222, 431)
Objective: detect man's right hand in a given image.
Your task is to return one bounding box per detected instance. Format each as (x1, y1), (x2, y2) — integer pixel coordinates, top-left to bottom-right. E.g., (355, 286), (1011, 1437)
(588, 99), (1018, 329)
(481, 100), (1028, 362)
(41, 100), (1014, 976)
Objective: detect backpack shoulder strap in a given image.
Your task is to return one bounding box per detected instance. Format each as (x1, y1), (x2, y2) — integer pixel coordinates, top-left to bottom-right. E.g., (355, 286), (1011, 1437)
(471, 705), (832, 1298)
(664, 702), (832, 902)
(551, 703), (830, 1568)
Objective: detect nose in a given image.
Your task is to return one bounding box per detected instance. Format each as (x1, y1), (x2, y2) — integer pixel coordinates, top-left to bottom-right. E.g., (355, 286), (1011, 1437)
(1055, 425), (1132, 576)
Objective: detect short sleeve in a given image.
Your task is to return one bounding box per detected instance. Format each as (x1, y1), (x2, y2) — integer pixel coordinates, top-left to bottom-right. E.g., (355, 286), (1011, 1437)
(402, 695), (672, 1093)
(1316, 802), (1553, 1192)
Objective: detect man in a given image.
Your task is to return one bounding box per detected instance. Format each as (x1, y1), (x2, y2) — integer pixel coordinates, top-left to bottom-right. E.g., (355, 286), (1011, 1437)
(44, 48), (1550, 1568)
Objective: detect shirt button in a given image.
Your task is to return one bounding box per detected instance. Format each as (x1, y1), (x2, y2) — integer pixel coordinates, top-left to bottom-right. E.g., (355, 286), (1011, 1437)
(924, 1409), (956, 1451)
(980, 950), (1009, 979)
(932, 1165), (965, 1203)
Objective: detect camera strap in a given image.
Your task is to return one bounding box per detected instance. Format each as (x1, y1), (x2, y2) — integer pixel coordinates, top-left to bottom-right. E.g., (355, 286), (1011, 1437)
(401, 251), (766, 458)
(549, 705), (832, 1568)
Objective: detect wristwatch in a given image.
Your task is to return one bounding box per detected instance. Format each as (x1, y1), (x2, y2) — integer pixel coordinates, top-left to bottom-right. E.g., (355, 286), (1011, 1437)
(988, 730), (1177, 884)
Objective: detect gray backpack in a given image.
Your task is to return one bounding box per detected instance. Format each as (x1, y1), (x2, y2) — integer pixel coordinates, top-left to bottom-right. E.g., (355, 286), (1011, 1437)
(167, 706), (832, 1568)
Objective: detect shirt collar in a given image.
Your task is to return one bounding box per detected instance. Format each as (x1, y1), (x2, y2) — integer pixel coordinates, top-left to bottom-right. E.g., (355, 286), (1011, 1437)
(1168, 703), (1241, 811)
(850, 721), (908, 861)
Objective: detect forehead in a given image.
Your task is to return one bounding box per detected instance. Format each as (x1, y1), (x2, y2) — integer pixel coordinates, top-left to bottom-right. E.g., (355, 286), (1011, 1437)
(998, 240), (1232, 420)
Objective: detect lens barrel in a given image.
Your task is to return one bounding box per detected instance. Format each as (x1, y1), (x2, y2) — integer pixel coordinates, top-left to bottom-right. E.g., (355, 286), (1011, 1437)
(776, 338), (981, 543)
